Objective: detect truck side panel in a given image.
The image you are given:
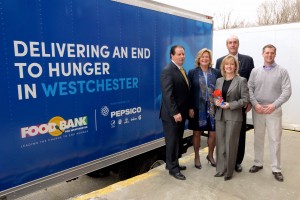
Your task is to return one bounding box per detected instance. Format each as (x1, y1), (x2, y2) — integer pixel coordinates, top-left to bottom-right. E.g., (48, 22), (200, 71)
(0, 0), (212, 196)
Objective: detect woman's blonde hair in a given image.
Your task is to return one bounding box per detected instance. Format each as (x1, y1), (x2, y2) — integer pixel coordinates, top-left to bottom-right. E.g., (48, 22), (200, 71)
(194, 48), (213, 68)
(220, 55), (240, 77)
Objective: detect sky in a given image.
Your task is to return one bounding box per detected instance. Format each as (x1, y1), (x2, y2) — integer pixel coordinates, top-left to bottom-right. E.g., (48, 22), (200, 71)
(152, 0), (263, 27)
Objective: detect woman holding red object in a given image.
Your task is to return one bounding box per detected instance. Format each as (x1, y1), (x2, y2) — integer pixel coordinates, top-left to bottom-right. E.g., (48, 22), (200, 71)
(214, 55), (249, 181)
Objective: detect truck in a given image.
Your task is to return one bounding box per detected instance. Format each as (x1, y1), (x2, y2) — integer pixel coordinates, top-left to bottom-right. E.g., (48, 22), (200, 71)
(213, 22), (300, 131)
(0, 0), (213, 199)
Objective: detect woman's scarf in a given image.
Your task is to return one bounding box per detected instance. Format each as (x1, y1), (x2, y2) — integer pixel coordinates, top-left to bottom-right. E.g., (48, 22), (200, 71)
(198, 68), (217, 129)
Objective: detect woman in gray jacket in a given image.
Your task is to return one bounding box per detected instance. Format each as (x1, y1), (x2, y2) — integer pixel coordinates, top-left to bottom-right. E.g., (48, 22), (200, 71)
(214, 55), (249, 181)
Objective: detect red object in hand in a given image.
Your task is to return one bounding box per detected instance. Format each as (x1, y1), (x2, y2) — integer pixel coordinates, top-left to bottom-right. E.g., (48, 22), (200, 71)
(212, 89), (222, 98)
(213, 89), (225, 105)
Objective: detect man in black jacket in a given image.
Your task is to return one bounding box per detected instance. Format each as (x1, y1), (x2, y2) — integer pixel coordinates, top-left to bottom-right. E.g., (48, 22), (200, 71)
(160, 45), (190, 180)
(215, 35), (254, 172)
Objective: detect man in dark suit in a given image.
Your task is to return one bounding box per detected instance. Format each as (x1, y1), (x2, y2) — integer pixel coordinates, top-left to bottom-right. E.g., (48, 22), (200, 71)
(215, 35), (254, 173)
(160, 45), (190, 180)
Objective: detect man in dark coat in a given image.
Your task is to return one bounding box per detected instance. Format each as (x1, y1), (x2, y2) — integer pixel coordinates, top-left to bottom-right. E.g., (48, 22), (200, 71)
(160, 45), (190, 180)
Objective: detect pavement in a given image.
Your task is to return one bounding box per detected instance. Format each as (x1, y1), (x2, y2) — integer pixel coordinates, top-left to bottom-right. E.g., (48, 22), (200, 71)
(73, 129), (300, 200)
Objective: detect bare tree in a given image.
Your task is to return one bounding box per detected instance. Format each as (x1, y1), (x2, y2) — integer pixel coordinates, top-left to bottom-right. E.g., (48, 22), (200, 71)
(291, 0), (300, 21)
(214, 0), (300, 29)
(257, 0), (277, 25)
(214, 10), (249, 30)
(257, 0), (300, 25)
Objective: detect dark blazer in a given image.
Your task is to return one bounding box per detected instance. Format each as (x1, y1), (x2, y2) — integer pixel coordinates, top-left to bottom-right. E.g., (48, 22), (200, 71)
(188, 67), (220, 109)
(214, 76), (249, 122)
(215, 53), (254, 81)
(160, 62), (190, 122)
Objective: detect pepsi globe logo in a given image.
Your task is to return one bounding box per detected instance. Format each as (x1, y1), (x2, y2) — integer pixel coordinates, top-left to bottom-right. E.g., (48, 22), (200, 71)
(101, 106), (109, 116)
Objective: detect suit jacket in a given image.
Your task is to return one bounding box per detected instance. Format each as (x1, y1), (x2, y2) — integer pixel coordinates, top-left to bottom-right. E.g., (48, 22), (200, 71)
(215, 53), (254, 81)
(215, 76), (249, 122)
(188, 67), (220, 109)
(160, 62), (190, 122)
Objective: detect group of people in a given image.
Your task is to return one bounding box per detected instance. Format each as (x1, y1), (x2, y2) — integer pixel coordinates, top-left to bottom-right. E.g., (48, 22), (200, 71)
(159, 35), (292, 182)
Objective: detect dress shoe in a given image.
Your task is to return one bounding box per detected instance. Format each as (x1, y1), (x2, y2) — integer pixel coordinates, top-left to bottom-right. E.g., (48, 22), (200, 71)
(224, 176), (232, 181)
(249, 165), (263, 173)
(272, 172), (284, 182)
(206, 155), (216, 167)
(195, 164), (202, 169)
(169, 172), (186, 180)
(194, 159), (202, 169)
(214, 172), (224, 177)
(165, 165), (186, 171)
(235, 164), (243, 172)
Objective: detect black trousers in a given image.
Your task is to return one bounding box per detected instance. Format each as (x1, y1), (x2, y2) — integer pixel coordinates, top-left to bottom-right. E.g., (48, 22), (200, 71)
(236, 109), (247, 165)
(162, 119), (185, 173)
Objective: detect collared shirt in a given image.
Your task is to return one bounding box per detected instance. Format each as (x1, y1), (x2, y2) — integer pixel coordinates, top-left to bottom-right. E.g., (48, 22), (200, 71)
(263, 62), (277, 70)
(171, 60), (181, 70)
(230, 53), (238, 61)
(171, 60), (189, 86)
(229, 53), (241, 69)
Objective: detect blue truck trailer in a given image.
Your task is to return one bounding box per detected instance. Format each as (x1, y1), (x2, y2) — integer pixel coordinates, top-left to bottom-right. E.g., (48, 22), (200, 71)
(0, 0), (213, 199)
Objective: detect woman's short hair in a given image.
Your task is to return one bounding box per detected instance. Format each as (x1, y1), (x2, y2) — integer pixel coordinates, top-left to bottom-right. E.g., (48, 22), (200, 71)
(220, 55), (240, 77)
(194, 48), (213, 68)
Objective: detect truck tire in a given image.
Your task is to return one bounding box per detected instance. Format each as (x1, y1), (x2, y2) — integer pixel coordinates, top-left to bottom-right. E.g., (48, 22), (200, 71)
(132, 154), (158, 176)
(118, 161), (132, 181)
(130, 153), (165, 178)
(118, 152), (165, 180)
(87, 167), (110, 178)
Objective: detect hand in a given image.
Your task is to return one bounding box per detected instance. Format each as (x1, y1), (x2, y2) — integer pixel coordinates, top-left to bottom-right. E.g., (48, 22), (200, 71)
(245, 103), (252, 112)
(215, 99), (221, 107)
(220, 102), (230, 109)
(173, 113), (182, 122)
(254, 104), (264, 114)
(189, 109), (194, 118)
(263, 104), (275, 114)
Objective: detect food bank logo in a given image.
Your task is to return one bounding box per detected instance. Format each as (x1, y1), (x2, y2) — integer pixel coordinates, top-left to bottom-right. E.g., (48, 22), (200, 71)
(21, 116), (88, 138)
